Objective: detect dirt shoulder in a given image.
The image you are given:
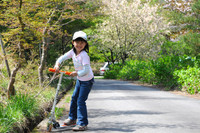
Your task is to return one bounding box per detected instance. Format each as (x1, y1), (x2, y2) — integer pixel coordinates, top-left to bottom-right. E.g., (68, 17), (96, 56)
(131, 81), (200, 100)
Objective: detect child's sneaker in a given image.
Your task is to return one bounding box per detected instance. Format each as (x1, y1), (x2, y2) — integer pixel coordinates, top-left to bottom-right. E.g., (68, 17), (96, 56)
(72, 125), (87, 131)
(63, 119), (76, 126)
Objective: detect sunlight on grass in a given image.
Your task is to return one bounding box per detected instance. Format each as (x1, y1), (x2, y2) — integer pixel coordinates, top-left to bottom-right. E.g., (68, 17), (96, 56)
(65, 88), (74, 103)
(55, 107), (65, 119)
(94, 76), (104, 79)
(0, 94), (39, 132)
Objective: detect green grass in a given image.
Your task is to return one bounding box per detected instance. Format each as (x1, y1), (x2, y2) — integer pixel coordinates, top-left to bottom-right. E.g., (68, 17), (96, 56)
(65, 88), (74, 103)
(55, 107), (65, 119)
(94, 76), (104, 79)
(0, 63), (74, 132)
(0, 94), (39, 133)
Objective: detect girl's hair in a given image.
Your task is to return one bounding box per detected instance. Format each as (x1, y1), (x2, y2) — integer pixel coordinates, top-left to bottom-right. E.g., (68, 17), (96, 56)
(72, 37), (89, 54)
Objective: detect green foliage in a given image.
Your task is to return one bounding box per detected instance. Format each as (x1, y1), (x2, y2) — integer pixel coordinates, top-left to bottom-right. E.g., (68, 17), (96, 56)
(161, 0), (200, 58)
(161, 41), (189, 56)
(186, 0), (200, 31)
(179, 55), (198, 68)
(151, 56), (179, 88)
(138, 61), (156, 84)
(174, 66), (200, 94)
(104, 64), (122, 79)
(119, 60), (146, 80)
(179, 32), (200, 56)
(161, 32), (200, 57)
(105, 55), (200, 92)
(163, 0), (199, 31)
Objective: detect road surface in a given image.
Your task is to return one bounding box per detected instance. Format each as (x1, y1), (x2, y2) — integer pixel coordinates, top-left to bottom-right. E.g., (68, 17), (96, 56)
(52, 79), (200, 133)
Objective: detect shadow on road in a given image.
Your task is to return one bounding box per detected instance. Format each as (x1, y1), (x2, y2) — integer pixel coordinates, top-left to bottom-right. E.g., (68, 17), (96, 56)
(87, 108), (200, 132)
(89, 95), (187, 101)
(89, 109), (164, 118)
(93, 79), (159, 91)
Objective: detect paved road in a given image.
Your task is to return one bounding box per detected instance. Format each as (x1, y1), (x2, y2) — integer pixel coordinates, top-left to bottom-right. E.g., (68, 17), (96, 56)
(53, 79), (200, 133)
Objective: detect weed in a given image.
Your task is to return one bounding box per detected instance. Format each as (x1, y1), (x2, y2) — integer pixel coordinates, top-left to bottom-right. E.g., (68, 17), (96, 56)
(65, 88), (74, 103)
(55, 107), (65, 119)
(0, 93), (39, 133)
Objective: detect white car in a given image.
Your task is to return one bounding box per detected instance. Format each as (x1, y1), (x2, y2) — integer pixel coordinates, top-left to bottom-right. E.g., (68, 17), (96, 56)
(99, 62), (110, 75)
(100, 62), (118, 75)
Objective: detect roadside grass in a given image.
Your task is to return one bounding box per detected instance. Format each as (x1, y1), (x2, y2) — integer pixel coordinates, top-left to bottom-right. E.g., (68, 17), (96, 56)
(65, 88), (74, 103)
(0, 94), (39, 133)
(94, 76), (104, 79)
(0, 63), (73, 133)
(55, 107), (65, 119)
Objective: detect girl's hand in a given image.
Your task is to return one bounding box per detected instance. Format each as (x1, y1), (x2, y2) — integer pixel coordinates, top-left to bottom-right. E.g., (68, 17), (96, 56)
(70, 71), (78, 77)
(54, 65), (60, 73)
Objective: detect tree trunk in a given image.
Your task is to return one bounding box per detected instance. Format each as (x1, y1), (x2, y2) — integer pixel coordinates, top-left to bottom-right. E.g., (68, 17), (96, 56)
(7, 41), (23, 98)
(0, 34), (11, 77)
(7, 63), (20, 99)
(38, 9), (56, 86)
(38, 37), (49, 86)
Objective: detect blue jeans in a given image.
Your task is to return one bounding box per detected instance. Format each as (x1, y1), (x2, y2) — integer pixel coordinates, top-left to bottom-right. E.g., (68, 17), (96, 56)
(69, 78), (94, 126)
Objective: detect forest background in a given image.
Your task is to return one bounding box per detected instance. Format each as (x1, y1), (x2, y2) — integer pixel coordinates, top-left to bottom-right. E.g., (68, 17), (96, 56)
(0, 0), (199, 132)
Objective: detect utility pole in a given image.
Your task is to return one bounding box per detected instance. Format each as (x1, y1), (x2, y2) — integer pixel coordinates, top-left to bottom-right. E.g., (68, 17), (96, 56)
(0, 34), (11, 77)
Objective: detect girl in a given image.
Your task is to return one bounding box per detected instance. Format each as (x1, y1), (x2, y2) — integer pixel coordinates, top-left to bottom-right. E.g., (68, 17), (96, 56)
(54, 31), (94, 131)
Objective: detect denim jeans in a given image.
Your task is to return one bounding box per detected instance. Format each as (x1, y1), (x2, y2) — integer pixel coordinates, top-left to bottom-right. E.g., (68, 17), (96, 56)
(69, 78), (94, 126)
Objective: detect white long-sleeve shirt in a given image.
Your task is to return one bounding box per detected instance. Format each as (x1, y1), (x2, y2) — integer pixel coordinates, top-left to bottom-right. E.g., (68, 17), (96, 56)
(55, 49), (94, 81)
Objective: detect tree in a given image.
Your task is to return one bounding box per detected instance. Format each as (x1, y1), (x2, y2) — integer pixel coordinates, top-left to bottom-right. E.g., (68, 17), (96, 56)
(97, 0), (169, 63)
(162, 0), (200, 56)
(1, 0), (72, 96)
(0, 0), (27, 98)
(35, 0), (95, 86)
(0, 0), (101, 95)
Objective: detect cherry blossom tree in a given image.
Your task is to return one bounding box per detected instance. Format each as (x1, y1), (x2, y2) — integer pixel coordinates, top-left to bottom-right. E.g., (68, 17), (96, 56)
(97, 0), (170, 63)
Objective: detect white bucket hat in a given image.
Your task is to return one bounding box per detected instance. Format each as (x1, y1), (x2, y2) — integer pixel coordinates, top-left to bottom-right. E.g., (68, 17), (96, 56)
(72, 31), (87, 41)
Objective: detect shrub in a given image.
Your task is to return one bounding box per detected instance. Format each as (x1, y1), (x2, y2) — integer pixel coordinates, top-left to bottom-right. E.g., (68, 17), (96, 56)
(178, 55), (197, 68)
(152, 56), (179, 89)
(104, 63), (122, 79)
(104, 55), (200, 92)
(119, 60), (146, 80)
(174, 66), (200, 94)
(139, 61), (156, 84)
